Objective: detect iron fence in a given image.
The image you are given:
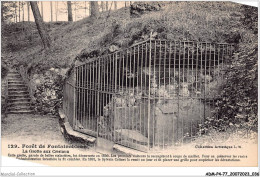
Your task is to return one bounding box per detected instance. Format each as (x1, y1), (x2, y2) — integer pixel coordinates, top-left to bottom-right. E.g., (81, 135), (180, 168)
(63, 39), (235, 152)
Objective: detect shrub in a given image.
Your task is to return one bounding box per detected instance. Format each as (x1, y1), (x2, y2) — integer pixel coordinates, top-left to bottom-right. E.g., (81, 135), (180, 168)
(200, 5), (258, 134)
(1, 65), (8, 79)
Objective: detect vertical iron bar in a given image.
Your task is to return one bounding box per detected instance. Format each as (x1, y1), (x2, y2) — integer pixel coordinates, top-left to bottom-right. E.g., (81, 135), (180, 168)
(163, 41), (167, 149)
(74, 67), (78, 129)
(97, 58), (101, 137)
(168, 41), (172, 147)
(86, 64), (90, 130)
(81, 66), (84, 129)
(200, 42), (203, 138)
(122, 52), (125, 145)
(96, 59), (99, 134)
(187, 42), (190, 143)
(103, 57), (106, 138)
(204, 43), (207, 134)
(140, 43), (144, 148)
(152, 40), (156, 151)
(91, 61), (94, 133)
(137, 44), (141, 144)
(191, 42), (194, 142)
(173, 41), (177, 145)
(133, 46), (137, 149)
(148, 39), (152, 151)
(158, 40), (162, 148)
(83, 65), (86, 130)
(182, 41), (185, 145)
(124, 50), (128, 146)
(114, 53), (118, 142)
(178, 41), (181, 145)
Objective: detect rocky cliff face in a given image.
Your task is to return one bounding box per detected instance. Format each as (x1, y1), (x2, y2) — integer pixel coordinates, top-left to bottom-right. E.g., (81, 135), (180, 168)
(29, 67), (69, 116)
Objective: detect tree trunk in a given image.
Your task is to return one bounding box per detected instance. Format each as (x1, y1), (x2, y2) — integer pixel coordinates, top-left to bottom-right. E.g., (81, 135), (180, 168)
(114, 1), (117, 10)
(18, 1), (20, 22)
(74, 2), (77, 21)
(106, 1), (108, 11)
(22, 2), (24, 31)
(22, 2), (24, 22)
(41, 1), (43, 20)
(67, 1), (73, 21)
(55, 1), (58, 21)
(27, 2), (30, 21)
(50, 1), (53, 22)
(14, 3), (17, 22)
(84, 1), (87, 17)
(30, 1), (51, 49)
(101, 1), (105, 12)
(90, 1), (99, 19)
(1, 4), (3, 23)
(89, 2), (91, 16)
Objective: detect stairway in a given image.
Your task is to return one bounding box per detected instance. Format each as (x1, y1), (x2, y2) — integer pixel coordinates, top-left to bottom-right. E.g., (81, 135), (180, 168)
(7, 70), (33, 114)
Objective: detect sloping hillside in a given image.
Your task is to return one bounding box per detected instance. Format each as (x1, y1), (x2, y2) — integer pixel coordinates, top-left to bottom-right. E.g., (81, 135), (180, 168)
(2, 1), (246, 74)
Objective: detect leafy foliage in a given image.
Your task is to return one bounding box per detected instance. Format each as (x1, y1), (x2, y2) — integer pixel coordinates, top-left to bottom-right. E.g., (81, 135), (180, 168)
(240, 5), (258, 34)
(218, 34), (257, 132)
(1, 2), (16, 22)
(1, 65), (8, 79)
(200, 5), (258, 134)
(1, 2), (248, 71)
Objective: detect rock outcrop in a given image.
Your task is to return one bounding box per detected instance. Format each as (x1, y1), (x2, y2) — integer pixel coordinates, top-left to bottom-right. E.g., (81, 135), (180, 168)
(30, 67), (69, 116)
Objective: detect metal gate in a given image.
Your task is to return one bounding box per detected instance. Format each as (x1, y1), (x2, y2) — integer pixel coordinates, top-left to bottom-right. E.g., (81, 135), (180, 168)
(63, 39), (234, 152)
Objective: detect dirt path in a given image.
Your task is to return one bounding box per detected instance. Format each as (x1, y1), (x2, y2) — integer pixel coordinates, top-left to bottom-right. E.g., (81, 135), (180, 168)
(2, 114), (64, 144)
(1, 114), (94, 153)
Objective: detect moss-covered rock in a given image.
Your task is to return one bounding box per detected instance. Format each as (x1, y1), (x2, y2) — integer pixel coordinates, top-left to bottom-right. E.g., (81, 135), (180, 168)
(30, 68), (68, 116)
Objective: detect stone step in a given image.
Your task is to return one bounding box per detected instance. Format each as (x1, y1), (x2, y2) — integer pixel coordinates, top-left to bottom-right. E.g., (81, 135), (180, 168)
(8, 71), (19, 73)
(8, 101), (31, 106)
(8, 98), (31, 103)
(8, 74), (21, 77)
(8, 110), (33, 114)
(8, 85), (27, 89)
(8, 80), (25, 83)
(7, 80), (23, 83)
(8, 83), (26, 86)
(8, 87), (28, 92)
(8, 70), (19, 73)
(7, 76), (21, 79)
(8, 104), (32, 109)
(7, 73), (21, 76)
(8, 94), (30, 99)
(8, 82), (25, 85)
(8, 74), (20, 76)
(7, 77), (22, 79)
(8, 106), (32, 111)
(7, 70), (33, 115)
(8, 90), (29, 95)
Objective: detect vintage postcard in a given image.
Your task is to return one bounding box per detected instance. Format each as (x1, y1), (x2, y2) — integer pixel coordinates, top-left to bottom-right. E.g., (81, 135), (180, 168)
(1, 0), (259, 176)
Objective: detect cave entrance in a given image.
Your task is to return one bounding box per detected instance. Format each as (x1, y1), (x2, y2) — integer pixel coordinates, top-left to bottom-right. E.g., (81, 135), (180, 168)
(63, 39), (235, 152)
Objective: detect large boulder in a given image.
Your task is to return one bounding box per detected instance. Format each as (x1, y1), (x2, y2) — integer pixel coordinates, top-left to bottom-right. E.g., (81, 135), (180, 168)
(130, 2), (166, 17)
(30, 68), (69, 116)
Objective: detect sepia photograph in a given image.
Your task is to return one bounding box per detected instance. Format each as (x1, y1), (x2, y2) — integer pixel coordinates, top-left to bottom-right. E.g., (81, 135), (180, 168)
(1, 0), (259, 176)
